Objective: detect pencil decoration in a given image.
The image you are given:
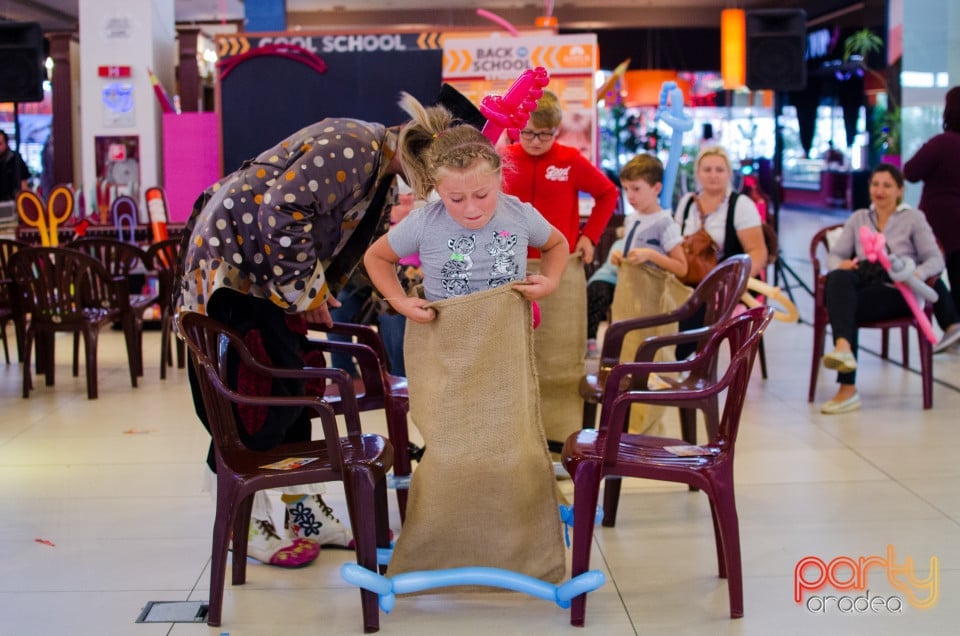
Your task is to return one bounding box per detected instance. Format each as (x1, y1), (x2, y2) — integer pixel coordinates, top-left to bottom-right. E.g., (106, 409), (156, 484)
(147, 67), (177, 114)
(596, 58), (630, 103)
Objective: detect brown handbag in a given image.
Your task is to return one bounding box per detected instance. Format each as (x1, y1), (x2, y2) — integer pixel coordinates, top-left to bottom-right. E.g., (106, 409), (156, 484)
(679, 227), (719, 286)
(678, 194), (719, 286)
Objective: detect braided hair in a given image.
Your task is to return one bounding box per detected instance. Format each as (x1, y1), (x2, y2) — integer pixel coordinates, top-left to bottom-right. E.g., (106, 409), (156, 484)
(397, 91), (502, 200)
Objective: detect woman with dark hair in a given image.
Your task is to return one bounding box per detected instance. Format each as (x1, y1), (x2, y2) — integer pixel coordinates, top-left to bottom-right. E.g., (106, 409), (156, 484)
(904, 86), (960, 352)
(820, 164), (944, 414)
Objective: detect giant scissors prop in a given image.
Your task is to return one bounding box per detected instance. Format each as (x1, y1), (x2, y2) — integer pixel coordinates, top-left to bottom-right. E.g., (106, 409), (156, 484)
(16, 185), (75, 247)
(655, 81), (694, 210)
(111, 195), (139, 244)
(479, 67), (550, 144)
(859, 225), (938, 343)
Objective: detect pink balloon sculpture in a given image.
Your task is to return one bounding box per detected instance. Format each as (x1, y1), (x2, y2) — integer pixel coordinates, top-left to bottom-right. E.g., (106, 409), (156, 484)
(479, 67), (550, 144)
(858, 225), (938, 343)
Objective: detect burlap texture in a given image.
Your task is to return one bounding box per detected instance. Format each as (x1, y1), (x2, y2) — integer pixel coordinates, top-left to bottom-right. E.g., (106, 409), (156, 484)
(388, 284), (566, 586)
(610, 263), (692, 434)
(528, 255), (586, 446)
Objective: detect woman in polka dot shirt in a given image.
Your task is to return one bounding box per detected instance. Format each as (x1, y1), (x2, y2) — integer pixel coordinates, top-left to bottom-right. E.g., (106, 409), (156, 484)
(177, 88), (486, 567)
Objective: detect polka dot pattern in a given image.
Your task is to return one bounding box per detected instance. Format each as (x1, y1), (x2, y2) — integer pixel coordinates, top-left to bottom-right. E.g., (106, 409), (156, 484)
(177, 118), (397, 316)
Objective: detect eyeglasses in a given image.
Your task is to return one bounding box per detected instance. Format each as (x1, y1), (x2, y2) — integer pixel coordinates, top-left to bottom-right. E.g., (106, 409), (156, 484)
(519, 130), (558, 142)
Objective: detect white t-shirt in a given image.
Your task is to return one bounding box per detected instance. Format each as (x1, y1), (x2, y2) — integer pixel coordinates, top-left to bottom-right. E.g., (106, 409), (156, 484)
(674, 191), (761, 256)
(621, 208), (683, 255)
(388, 193), (553, 301)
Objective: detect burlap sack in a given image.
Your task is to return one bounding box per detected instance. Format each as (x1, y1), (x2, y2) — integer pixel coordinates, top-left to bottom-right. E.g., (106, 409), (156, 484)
(527, 255), (586, 447)
(609, 262), (692, 434)
(388, 284), (566, 586)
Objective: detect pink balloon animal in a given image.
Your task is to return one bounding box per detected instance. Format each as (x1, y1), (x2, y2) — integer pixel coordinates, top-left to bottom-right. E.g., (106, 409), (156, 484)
(858, 225), (938, 343)
(479, 67), (550, 144)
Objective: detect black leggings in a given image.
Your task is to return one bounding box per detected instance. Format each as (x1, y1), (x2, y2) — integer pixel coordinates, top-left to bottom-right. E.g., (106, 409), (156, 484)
(586, 280), (616, 339)
(824, 269), (911, 385)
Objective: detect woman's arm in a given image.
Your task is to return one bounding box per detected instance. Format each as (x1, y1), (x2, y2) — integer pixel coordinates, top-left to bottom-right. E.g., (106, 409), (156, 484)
(728, 194), (767, 277)
(903, 136), (942, 183)
(517, 227), (569, 301)
(909, 213), (946, 280)
(363, 235), (436, 323)
(826, 216), (859, 271)
(735, 225), (768, 277)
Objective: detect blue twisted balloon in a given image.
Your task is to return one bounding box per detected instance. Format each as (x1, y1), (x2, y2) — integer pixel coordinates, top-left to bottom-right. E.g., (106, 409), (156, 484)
(341, 563), (606, 613)
(655, 81), (694, 210)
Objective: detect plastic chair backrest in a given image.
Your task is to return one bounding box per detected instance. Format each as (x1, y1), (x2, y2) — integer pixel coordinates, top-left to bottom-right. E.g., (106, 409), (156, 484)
(11, 247), (124, 323)
(600, 306), (773, 462)
(68, 236), (148, 277)
(177, 310), (361, 471)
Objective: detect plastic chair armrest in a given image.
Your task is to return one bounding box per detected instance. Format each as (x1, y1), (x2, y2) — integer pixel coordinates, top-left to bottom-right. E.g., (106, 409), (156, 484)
(229, 346), (365, 435)
(633, 326), (715, 363)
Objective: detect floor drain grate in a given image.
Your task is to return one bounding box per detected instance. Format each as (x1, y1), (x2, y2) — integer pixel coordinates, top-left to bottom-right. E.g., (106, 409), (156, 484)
(136, 600), (208, 623)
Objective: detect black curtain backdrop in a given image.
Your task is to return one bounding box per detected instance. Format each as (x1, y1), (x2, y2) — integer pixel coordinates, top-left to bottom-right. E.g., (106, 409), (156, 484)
(789, 76), (822, 158)
(837, 74), (865, 148)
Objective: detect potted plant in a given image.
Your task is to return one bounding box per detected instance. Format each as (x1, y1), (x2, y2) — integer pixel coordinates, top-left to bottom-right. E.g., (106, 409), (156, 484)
(844, 28), (900, 165)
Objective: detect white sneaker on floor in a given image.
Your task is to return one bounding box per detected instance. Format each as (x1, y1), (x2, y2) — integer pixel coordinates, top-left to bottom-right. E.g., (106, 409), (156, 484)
(934, 323), (960, 354)
(247, 517), (320, 568)
(287, 495), (353, 548)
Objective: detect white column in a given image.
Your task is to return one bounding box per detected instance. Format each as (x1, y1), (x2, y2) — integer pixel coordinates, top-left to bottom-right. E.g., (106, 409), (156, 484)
(78, 0), (175, 219)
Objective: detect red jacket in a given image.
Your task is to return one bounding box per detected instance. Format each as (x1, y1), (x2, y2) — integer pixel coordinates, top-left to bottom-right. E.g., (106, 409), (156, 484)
(501, 142), (618, 257)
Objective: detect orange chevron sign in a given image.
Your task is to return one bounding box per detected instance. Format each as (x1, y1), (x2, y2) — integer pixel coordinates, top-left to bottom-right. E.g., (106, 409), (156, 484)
(443, 49), (474, 74)
(217, 36), (251, 58)
(417, 32), (444, 49)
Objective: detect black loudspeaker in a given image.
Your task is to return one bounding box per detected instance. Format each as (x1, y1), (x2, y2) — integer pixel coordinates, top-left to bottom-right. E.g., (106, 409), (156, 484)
(0, 22), (47, 103)
(746, 9), (807, 92)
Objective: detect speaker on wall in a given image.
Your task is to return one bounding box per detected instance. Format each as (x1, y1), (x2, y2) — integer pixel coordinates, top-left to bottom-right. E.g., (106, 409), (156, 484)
(746, 9), (807, 92)
(0, 22), (47, 103)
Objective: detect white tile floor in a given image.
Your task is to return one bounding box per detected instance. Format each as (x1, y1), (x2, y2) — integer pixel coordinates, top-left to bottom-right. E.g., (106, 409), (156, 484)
(1, 204), (959, 635)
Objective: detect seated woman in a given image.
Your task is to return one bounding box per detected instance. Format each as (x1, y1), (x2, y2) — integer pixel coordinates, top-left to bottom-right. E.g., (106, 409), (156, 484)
(820, 163), (944, 414)
(673, 145), (768, 358)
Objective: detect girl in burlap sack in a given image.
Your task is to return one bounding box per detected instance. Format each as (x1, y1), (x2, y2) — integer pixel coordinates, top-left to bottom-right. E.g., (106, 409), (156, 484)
(364, 93), (569, 585)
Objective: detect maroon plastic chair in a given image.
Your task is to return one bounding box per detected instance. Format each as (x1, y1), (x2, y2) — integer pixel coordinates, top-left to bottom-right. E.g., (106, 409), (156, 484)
(68, 237), (156, 378)
(807, 224), (934, 408)
(10, 247), (140, 399)
(176, 311), (393, 631)
(0, 238), (29, 363)
(579, 254), (752, 445)
(563, 306), (774, 625)
(145, 238), (185, 379)
(305, 321), (412, 523)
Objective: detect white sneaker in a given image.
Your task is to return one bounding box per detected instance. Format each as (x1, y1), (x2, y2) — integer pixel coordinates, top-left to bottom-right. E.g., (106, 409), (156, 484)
(934, 323), (960, 354)
(246, 517), (320, 567)
(287, 495), (353, 549)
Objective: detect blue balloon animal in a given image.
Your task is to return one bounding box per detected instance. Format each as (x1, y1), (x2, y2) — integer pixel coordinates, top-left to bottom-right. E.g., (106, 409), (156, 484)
(341, 504), (606, 614)
(656, 81), (694, 210)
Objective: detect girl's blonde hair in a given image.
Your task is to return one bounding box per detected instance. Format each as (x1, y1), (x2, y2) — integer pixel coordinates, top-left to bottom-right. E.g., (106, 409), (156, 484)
(397, 92), (502, 200)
